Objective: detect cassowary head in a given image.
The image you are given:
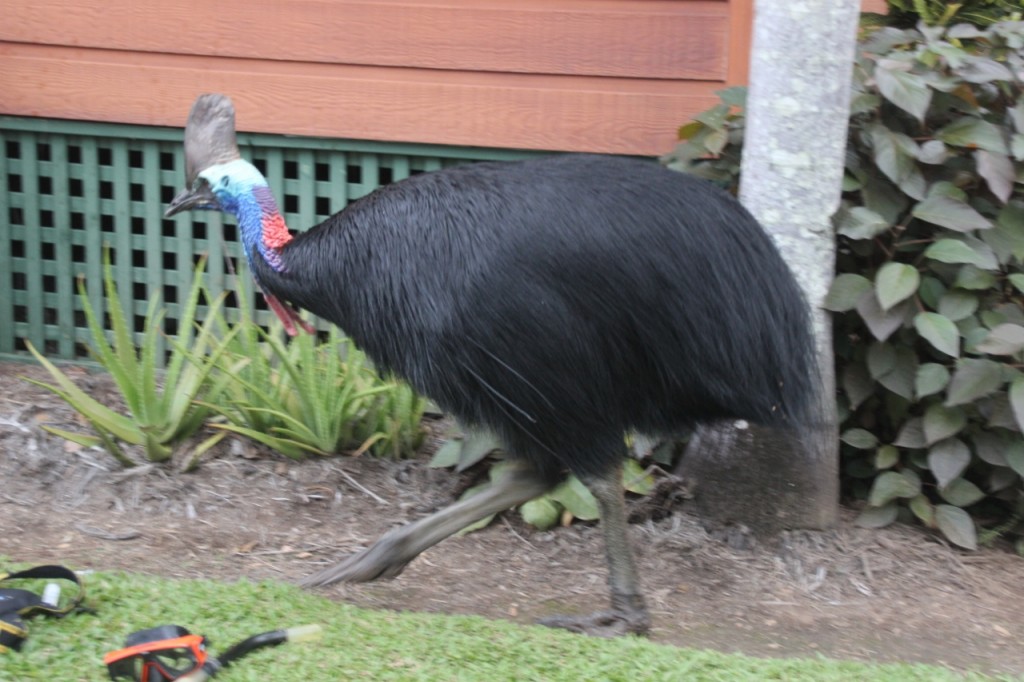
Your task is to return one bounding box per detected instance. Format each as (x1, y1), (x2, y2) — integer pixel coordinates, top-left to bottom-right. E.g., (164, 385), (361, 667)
(165, 94), (311, 334)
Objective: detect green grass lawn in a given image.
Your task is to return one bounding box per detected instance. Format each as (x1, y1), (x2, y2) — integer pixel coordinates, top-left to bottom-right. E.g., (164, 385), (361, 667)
(1, 569), (1005, 681)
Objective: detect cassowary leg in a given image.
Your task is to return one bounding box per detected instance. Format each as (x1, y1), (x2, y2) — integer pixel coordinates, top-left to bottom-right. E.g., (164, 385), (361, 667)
(302, 461), (553, 587)
(539, 463), (650, 637)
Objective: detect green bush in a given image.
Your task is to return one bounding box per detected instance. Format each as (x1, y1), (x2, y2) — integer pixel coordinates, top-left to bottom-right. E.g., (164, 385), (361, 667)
(877, 0), (1022, 28)
(664, 19), (1024, 550)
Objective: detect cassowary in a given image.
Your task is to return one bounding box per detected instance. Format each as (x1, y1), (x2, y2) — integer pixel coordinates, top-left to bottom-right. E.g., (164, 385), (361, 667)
(165, 94), (815, 636)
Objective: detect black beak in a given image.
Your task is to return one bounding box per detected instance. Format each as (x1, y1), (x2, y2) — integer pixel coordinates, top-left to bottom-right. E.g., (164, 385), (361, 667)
(164, 182), (218, 217)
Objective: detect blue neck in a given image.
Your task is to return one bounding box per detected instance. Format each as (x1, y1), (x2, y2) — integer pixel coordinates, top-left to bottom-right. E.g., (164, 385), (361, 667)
(202, 160), (289, 273)
(233, 191), (270, 270)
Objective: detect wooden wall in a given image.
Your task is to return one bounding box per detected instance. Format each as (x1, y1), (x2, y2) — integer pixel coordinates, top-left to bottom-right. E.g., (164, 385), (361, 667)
(1, 1), (885, 156)
(0, 0), (750, 156)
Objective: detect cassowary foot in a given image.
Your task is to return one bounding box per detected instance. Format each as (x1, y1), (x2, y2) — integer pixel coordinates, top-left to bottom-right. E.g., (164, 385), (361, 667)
(538, 593), (650, 637)
(538, 607), (651, 638)
(301, 532), (415, 587)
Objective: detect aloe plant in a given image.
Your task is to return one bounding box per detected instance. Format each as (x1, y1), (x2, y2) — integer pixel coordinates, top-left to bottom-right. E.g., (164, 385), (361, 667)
(359, 377), (426, 458)
(208, 304), (425, 459)
(25, 256), (235, 466)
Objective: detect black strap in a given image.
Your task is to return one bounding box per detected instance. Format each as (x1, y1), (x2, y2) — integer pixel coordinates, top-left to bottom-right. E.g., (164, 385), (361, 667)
(0, 565), (85, 653)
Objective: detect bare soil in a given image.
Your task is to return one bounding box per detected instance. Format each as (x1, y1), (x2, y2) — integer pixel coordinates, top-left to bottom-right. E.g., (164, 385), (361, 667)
(3, 361), (1023, 677)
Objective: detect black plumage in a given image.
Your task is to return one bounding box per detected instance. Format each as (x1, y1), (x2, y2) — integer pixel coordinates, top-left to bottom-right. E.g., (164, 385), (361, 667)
(252, 155), (812, 482)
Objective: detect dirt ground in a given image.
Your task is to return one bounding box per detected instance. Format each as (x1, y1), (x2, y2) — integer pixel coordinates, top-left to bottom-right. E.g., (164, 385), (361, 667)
(3, 361), (1024, 677)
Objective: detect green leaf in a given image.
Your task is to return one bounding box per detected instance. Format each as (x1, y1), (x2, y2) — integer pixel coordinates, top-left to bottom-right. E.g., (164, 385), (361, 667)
(1012, 134), (1024, 161)
(519, 497), (562, 531)
(855, 502), (898, 529)
(956, 55), (1013, 84)
(909, 494), (935, 527)
(622, 458), (655, 495)
(705, 129), (728, 155)
(677, 121), (704, 141)
(936, 291), (979, 322)
(960, 318), (989, 351)
(989, 466), (1019, 493)
(953, 264), (997, 290)
(917, 140), (948, 164)
(947, 24), (986, 40)
(917, 277), (946, 309)
(875, 65), (931, 121)
(824, 273), (873, 312)
(923, 403), (967, 445)
(695, 103), (730, 132)
(928, 438), (971, 488)
(894, 417), (926, 449)
(1007, 442), (1024, 477)
(23, 344), (143, 445)
(179, 431), (228, 473)
(936, 116), (1008, 154)
(875, 262), (920, 311)
(985, 393), (1021, 432)
(923, 239), (991, 267)
(875, 444), (900, 470)
(940, 478), (985, 507)
(868, 470), (921, 507)
(549, 477), (600, 521)
(715, 85), (747, 108)
(974, 431), (1010, 467)
(1011, 100), (1024, 133)
(1009, 274), (1024, 295)
(857, 294), (909, 342)
(861, 175), (911, 224)
(944, 358), (1005, 406)
(993, 203), (1024, 260)
(841, 428), (879, 450)
(836, 206), (890, 240)
(842, 362), (875, 410)
(975, 324), (1024, 356)
(975, 150), (1014, 203)
(914, 312), (960, 357)
(455, 428), (502, 472)
(878, 346), (918, 400)
(912, 196), (992, 232)
(916, 363), (950, 398)
(1010, 377), (1024, 432)
(212, 423), (321, 459)
(866, 342), (896, 380)
(38, 426), (103, 450)
(869, 124), (924, 196)
(934, 504), (977, 549)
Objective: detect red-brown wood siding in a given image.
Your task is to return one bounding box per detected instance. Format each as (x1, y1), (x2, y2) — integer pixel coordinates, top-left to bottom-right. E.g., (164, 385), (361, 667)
(0, 1), (882, 155)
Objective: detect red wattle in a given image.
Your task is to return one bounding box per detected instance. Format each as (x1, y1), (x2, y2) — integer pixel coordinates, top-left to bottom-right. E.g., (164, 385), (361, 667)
(264, 292), (316, 336)
(262, 212), (293, 250)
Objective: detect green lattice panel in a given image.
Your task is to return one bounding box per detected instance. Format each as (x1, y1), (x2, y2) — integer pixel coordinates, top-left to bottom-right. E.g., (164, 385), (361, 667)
(0, 117), (534, 363)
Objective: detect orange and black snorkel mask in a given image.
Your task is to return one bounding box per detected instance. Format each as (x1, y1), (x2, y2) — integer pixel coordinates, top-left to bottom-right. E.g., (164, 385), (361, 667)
(103, 626), (209, 682)
(104, 622), (321, 682)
